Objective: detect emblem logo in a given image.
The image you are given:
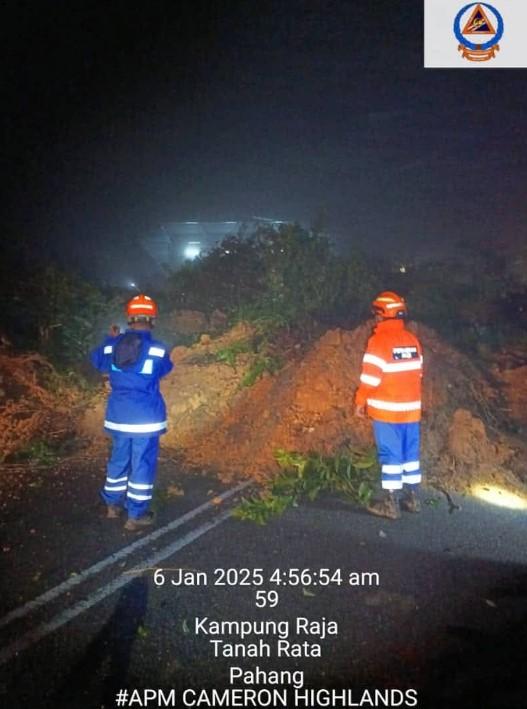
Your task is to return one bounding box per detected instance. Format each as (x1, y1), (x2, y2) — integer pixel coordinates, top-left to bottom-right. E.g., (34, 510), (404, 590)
(454, 3), (504, 61)
(392, 347), (418, 361)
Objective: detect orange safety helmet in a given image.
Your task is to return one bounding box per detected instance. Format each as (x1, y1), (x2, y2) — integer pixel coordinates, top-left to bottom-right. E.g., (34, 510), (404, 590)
(371, 291), (407, 319)
(126, 294), (158, 322)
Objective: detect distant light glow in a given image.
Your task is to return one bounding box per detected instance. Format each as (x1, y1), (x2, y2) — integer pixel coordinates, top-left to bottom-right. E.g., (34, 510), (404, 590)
(399, 265), (407, 273)
(184, 241), (201, 260)
(473, 485), (527, 510)
(129, 282), (137, 288)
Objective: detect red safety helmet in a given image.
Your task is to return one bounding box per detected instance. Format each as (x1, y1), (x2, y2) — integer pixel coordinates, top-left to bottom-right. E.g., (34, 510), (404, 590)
(371, 291), (407, 319)
(126, 294), (158, 322)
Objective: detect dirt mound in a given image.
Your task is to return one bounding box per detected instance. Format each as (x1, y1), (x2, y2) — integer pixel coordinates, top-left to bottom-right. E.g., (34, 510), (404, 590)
(162, 322), (259, 449)
(160, 320), (522, 493)
(492, 364), (527, 429)
(163, 308), (228, 336)
(0, 352), (84, 462)
(410, 323), (517, 491)
(165, 325), (371, 480)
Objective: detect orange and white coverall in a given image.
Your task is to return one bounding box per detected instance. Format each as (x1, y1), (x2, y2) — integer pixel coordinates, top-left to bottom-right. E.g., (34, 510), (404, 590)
(355, 318), (423, 490)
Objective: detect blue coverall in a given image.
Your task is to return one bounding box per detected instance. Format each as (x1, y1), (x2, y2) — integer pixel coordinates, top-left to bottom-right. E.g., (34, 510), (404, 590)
(90, 329), (173, 518)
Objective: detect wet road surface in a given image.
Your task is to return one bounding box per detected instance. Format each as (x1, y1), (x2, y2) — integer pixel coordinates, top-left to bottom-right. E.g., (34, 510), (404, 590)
(1, 458), (527, 709)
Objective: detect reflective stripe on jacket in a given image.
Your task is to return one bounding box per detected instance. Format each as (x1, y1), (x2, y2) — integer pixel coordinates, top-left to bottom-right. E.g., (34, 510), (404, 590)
(90, 330), (174, 437)
(355, 319), (423, 423)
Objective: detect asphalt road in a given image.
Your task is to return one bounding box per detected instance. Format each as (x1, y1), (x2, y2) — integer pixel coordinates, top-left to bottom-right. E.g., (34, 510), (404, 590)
(1, 460), (527, 709)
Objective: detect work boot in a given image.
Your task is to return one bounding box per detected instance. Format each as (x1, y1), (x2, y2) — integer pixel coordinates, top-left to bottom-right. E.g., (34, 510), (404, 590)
(366, 492), (401, 520)
(106, 505), (123, 519)
(400, 489), (421, 513)
(124, 512), (155, 531)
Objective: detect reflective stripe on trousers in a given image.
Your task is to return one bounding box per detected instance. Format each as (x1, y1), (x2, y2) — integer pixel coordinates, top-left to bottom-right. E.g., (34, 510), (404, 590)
(101, 435), (160, 518)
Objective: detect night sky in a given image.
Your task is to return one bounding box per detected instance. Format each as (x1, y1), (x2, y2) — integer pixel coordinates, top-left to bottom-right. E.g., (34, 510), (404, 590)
(3, 0), (527, 278)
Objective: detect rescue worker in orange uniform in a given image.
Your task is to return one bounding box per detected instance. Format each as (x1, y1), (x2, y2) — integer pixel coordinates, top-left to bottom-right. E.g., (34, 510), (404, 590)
(355, 291), (423, 519)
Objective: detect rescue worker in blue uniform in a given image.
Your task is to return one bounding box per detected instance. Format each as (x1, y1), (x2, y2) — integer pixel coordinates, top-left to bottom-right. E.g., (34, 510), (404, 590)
(90, 294), (173, 531)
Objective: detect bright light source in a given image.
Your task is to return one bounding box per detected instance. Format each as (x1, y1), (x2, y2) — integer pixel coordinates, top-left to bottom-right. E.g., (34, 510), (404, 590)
(184, 242), (201, 260)
(399, 265), (407, 273)
(129, 282), (137, 288)
(473, 484), (527, 510)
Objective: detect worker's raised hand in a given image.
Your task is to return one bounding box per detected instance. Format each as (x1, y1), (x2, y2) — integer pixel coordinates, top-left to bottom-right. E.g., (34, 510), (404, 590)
(109, 324), (120, 337)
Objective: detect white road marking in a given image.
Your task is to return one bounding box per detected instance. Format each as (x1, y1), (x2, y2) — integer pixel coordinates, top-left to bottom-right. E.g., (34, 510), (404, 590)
(0, 508), (233, 666)
(0, 481), (250, 630)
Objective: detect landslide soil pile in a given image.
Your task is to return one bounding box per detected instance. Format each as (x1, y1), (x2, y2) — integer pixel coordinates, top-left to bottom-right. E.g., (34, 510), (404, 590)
(0, 350), (84, 462)
(160, 321), (523, 494)
(491, 348), (527, 430)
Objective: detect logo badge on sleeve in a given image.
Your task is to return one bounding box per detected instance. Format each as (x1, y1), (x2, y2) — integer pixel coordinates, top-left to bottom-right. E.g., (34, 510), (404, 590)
(454, 3), (504, 61)
(392, 347), (418, 361)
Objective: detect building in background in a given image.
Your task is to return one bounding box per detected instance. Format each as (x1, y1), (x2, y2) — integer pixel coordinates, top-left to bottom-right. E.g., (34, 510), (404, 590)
(142, 217), (287, 271)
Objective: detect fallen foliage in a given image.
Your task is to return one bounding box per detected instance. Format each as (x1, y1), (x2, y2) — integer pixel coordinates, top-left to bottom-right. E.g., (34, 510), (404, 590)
(0, 352), (87, 463)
